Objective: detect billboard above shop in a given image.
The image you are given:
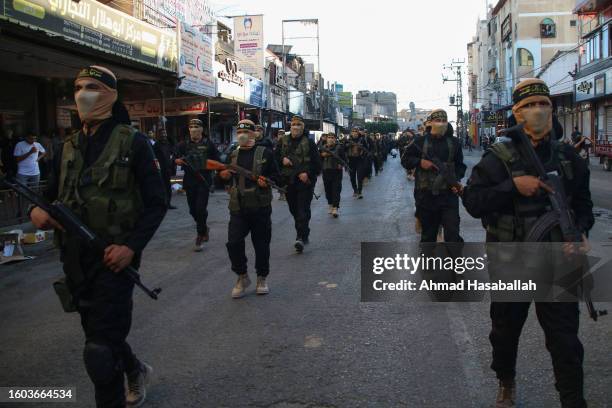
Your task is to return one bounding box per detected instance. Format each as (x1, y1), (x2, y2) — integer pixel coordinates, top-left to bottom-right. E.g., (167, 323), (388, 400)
(1, 0), (178, 72)
(178, 22), (215, 97)
(233, 15), (264, 80)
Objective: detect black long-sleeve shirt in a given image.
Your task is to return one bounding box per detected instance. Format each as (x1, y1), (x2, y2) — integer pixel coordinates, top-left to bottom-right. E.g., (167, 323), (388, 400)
(401, 133), (466, 179)
(462, 136), (594, 235)
(319, 144), (346, 171)
(176, 138), (220, 188)
(152, 140), (174, 180)
(274, 133), (322, 183)
(47, 119), (167, 254)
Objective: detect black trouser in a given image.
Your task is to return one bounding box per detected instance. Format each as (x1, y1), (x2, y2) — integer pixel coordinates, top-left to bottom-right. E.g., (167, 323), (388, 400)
(415, 191), (462, 243)
(286, 182), (313, 240)
(490, 302), (586, 408)
(373, 155), (381, 174)
(348, 157), (366, 194)
(322, 169), (342, 208)
(185, 183), (209, 235)
(366, 157), (373, 178)
(69, 254), (140, 408)
(163, 174), (172, 206)
(226, 206), (272, 277)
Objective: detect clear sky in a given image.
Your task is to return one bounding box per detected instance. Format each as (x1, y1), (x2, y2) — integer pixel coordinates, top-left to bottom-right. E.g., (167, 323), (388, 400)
(213, 0), (490, 120)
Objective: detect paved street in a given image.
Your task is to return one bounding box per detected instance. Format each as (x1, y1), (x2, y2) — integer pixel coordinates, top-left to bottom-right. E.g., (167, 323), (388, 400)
(0, 150), (611, 408)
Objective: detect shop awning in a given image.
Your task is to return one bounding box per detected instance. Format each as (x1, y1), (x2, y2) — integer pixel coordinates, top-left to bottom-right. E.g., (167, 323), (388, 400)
(0, 24), (174, 83)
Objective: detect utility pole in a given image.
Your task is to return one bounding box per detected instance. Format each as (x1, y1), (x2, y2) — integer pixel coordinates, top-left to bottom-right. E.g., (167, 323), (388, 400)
(442, 59), (465, 140)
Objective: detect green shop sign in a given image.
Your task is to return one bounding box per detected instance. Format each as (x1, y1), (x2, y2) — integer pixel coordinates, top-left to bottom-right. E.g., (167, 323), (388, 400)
(1, 0), (178, 72)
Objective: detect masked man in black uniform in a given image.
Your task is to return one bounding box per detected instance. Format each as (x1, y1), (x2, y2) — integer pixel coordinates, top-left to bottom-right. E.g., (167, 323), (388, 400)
(462, 79), (594, 408)
(346, 127), (369, 199)
(30, 66), (167, 408)
(176, 119), (220, 251)
(275, 115), (321, 253)
(319, 133), (345, 218)
(219, 119), (279, 298)
(402, 109), (466, 242)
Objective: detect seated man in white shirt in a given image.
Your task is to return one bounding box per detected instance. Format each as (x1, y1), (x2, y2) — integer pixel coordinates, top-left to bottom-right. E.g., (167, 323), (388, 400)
(13, 131), (46, 187)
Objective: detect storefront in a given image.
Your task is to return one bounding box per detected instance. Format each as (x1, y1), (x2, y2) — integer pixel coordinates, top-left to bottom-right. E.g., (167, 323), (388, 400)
(551, 94), (576, 140)
(0, 0), (178, 142)
(575, 66), (612, 142)
(477, 110), (498, 145)
(264, 84), (287, 135)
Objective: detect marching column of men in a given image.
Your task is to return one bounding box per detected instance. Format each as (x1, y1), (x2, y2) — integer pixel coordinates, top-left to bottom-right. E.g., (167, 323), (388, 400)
(24, 67), (601, 407)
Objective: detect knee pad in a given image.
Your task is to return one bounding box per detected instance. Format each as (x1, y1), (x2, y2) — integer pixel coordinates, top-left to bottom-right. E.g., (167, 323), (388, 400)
(83, 342), (118, 384)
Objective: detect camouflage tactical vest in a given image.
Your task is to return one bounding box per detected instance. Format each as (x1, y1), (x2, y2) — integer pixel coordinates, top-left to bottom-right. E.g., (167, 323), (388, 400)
(184, 140), (209, 172)
(228, 146), (272, 211)
(416, 136), (456, 194)
(347, 138), (365, 158)
(322, 145), (341, 170)
(58, 124), (143, 245)
(486, 140), (573, 242)
(279, 134), (311, 179)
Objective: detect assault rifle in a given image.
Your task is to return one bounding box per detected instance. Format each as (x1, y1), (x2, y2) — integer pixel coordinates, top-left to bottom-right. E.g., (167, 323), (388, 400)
(319, 147), (352, 172)
(407, 139), (463, 194)
(500, 123), (606, 321)
(0, 176), (161, 300)
(206, 159), (287, 194)
(276, 153), (321, 200)
(178, 159), (211, 189)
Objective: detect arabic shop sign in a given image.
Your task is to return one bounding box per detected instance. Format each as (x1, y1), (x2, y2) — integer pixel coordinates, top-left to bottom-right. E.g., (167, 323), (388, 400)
(1, 0), (178, 72)
(576, 80), (593, 94)
(214, 60), (246, 102)
(124, 97), (208, 118)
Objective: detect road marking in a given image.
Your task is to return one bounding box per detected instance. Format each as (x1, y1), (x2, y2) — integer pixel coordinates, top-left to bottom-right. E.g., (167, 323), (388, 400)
(304, 335), (323, 348)
(446, 303), (489, 407)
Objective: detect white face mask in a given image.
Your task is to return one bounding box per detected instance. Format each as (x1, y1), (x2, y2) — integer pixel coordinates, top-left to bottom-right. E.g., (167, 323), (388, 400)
(75, 91), (101, 119)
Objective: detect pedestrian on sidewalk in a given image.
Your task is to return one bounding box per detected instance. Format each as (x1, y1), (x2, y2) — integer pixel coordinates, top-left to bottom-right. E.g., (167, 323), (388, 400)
(175, 118), (220, 251)
(218, 119), (279, 298)
(29, 65), (167, 408)
(14, 130), (46, 187)
(153, 128), (176, 209)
